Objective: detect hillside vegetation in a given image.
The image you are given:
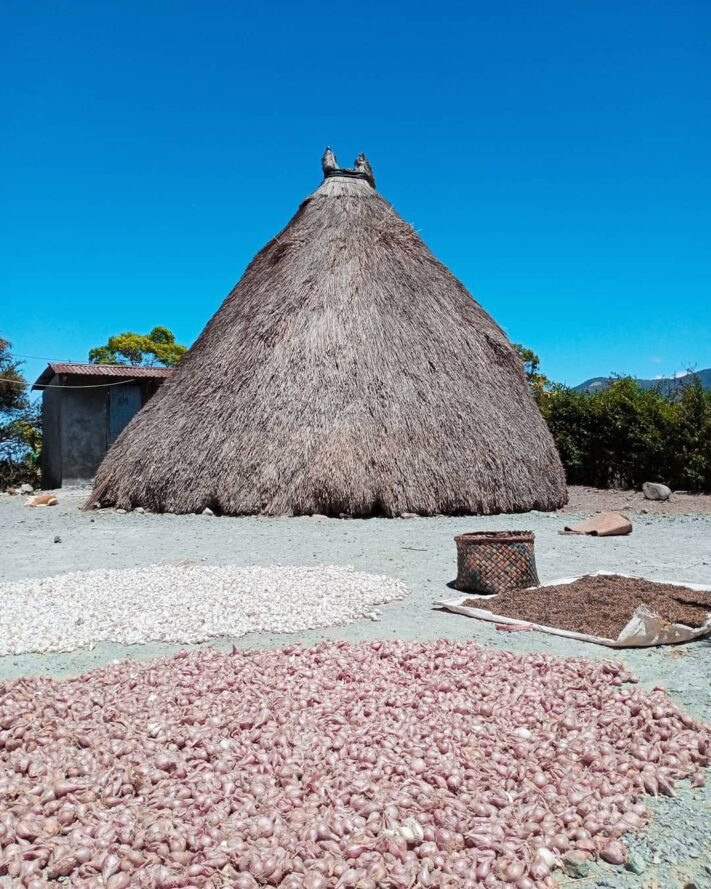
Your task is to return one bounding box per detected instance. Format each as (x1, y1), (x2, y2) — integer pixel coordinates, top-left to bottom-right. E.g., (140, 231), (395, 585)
(575, 368), (711, 395)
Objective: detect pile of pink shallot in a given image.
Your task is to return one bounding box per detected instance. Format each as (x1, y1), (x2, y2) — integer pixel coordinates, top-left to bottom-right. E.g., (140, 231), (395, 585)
(0, 641), (709, 889)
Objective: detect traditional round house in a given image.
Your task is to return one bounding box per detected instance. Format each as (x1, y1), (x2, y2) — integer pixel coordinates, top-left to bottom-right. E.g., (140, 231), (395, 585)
(88, 150), (567, 516)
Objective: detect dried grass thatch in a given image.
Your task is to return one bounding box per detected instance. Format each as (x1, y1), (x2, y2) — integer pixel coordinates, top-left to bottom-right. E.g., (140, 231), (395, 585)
(87, 153), (567, 516)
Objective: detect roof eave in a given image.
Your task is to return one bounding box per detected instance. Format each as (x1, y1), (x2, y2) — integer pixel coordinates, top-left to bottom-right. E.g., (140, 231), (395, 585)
(32, 365), (56, 390)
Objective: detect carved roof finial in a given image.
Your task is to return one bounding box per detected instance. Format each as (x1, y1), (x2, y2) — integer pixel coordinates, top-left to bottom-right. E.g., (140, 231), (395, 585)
(321, 146), (339, 175)
(354, 153), (375, 188)
(321, 147), (376, 188)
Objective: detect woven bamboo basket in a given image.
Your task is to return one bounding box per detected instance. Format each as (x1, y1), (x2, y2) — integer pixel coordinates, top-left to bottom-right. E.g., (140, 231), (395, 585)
(454, 531), (539, 595)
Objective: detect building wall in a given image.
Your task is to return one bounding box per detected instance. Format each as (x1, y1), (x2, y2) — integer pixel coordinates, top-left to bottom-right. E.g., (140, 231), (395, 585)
(41, 375), (165, 488)
(60, 383), (109, 484)
(40, 380), (63, 489)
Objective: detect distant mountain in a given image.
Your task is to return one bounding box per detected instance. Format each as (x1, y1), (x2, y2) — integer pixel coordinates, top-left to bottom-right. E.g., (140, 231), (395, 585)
(574, 368), (711, 395)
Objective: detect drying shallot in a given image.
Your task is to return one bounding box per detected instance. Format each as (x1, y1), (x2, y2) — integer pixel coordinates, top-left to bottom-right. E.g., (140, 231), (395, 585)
(0, 640), (708, 888)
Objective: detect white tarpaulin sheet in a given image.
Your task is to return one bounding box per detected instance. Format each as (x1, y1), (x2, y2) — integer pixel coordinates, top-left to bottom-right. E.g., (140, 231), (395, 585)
(436, 571), (711, 648)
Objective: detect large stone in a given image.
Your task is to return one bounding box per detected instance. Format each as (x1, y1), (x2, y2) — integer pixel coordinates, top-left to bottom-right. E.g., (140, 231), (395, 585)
(19, 483), (34, 494)
(642, 482), (671, 501)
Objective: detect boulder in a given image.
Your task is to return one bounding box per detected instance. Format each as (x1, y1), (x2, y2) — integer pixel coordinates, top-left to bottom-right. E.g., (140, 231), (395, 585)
(642, 482), (671, 501)
(19, 483), (34, 494)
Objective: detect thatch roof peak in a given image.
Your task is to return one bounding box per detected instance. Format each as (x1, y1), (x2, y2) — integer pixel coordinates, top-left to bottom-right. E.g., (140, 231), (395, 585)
(87, 158), (567, 517)
(321, 146), (376, 188)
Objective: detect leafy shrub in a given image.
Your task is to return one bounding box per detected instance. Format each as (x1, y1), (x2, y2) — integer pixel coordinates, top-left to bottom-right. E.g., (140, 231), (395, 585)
(515, 346), (711, 492)
(539, 377), (711, 491)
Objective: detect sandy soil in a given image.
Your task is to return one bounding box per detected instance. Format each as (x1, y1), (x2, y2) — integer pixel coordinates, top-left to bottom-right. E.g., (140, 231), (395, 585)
(0, 486), (710, 887)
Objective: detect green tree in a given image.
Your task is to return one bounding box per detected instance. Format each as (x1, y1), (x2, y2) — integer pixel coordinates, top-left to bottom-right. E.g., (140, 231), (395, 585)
(0, 337), (28, 412)
(514, 343), (552, 408)
(0, 338), (42, 488)
(89, 326), (187, 367)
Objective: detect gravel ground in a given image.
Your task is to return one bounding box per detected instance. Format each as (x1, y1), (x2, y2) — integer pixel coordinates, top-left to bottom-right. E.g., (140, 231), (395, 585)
(0, 486), (710, 888)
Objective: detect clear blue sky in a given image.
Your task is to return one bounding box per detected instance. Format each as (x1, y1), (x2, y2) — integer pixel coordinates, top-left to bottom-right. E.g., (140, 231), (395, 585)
(3, 0), (709, 388)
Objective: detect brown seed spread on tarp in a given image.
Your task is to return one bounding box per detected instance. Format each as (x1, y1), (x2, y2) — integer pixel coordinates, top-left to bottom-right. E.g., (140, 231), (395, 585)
(463, 575), (711, 639)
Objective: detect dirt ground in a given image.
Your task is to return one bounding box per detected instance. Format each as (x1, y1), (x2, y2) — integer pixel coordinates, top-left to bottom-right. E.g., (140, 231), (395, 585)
(562, 485), (711, 516)
(0, 485), (710, 888)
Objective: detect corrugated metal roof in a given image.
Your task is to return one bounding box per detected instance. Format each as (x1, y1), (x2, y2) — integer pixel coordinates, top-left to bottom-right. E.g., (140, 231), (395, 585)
(49, 363), (173, 378)
(33, 363), (174, 389)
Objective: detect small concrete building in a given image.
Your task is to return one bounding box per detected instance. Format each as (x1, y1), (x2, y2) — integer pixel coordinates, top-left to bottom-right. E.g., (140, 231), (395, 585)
(33, 363), (172, 488)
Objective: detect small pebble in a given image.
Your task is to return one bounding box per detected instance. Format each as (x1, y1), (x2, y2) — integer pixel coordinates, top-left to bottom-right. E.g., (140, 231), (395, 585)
(53, 535), (62, 544)
(625, 851), (646, 874)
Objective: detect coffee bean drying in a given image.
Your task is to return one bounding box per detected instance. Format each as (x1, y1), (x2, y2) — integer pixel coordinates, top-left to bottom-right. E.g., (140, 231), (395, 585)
(0, 641), (709, 888)
(467, 574), (711, 639)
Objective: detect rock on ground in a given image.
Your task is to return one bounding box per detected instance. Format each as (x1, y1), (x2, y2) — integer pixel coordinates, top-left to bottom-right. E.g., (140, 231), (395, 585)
(643, 482), (672, 501)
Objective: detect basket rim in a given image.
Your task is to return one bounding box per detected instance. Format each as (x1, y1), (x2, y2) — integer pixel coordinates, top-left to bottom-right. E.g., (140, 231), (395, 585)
(455, 530), (535, 544)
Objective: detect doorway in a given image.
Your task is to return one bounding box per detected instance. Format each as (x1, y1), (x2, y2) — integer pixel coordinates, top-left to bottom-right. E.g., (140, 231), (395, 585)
(108, 385), (142, 445)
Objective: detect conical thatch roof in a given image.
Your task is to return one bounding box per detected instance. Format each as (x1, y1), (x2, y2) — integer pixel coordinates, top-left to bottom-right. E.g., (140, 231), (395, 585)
(88, 150), (567, 516)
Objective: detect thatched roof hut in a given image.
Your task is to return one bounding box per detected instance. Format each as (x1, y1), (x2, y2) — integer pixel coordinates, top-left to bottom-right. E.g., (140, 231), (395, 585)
(87, 150), (567, 516)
